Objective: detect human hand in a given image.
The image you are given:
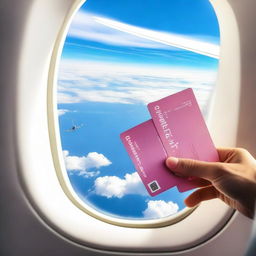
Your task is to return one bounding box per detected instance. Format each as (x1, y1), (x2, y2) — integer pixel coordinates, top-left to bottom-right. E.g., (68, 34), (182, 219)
(166, 148), (256, 219)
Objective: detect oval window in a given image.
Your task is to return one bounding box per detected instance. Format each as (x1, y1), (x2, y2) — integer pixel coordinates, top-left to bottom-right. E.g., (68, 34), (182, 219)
(56, 0), (220, 222)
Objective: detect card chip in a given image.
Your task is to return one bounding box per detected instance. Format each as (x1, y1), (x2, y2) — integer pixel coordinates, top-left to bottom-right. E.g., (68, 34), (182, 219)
(148, 180), (161, 193)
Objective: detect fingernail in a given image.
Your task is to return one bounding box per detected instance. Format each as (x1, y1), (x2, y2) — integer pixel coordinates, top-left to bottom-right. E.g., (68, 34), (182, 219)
(166, 157), (186, 177)
(166, 157), (179, 170)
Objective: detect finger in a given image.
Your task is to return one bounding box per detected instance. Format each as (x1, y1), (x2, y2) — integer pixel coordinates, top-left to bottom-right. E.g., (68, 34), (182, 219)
(166, 157), (223, 181)
(186, 178), (212, 188)
(217, 147), (253, 163)
(184, 186), (219, 207)
(217, 147), (240, 162)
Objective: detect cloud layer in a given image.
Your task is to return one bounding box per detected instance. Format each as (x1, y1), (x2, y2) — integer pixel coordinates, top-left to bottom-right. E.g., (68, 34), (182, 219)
(94, 16), (219, 59)
(68, 11), (219, 57)
(94, 172), (147, 198)
(58, 109), (70, 116)
(68, 12), (175, 49)
(143, 200), (179, 219)
(58, 59), (216, 114)
(63, 150), (111, 177)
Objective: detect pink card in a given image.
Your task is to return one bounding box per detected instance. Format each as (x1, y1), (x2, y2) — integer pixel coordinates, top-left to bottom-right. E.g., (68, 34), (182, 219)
(148, 88), (219, 192)
(120, 88), (219, 196)
(120, 120), (185, 196)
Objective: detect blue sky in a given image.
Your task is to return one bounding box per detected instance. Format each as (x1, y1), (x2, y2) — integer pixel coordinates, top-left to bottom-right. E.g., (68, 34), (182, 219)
(57, 0), (220, 220)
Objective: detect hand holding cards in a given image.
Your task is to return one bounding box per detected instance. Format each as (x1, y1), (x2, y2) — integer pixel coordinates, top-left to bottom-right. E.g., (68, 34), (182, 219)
(120, 88), (219, 196)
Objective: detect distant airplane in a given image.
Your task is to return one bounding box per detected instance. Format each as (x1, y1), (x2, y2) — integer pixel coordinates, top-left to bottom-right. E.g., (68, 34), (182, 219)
(65, 121), (84, 132)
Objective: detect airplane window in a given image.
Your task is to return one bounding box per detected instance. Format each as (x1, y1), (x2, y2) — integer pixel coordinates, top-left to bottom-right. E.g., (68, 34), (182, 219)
(56, 0), (220, 222)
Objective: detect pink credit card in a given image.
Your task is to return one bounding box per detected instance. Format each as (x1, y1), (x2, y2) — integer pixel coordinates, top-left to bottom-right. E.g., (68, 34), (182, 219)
(148, 88), (219, 192)
(120, 88), (219, 196)
(120, 120), (185, 196)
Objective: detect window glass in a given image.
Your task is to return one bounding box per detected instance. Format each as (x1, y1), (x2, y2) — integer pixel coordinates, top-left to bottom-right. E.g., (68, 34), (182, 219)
(57, 0), (220, 220)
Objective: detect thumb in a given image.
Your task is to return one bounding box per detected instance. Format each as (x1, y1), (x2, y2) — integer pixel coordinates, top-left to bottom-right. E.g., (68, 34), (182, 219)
(166, 157), (222, 181)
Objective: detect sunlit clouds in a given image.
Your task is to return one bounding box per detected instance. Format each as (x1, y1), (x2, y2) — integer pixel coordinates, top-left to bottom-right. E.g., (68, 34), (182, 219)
(94, 172), (147, 198)
(58, 59), (216, 113)
(63, 150), (111, 177)
(68, 11), (219, 58)
(68, 11), (175, 50)
(58, 109), (70, 116)
(143, 200), (179, 218)
(94, 15), (219, 59)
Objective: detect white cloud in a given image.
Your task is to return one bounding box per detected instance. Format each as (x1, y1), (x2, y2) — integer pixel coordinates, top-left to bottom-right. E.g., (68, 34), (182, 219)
(68, 11), (219, 58)
(58, 109), (70, 116)
(58, 12), (218, 116)
(68, 11), (174, 49)
(63, 150), (111, 177)
(58, 59), (216, 113)
(58, 93), (81, 104)
(94, 172), (147, 198)
(94, 16), (219, 59)
(143, 200), (179, 219)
